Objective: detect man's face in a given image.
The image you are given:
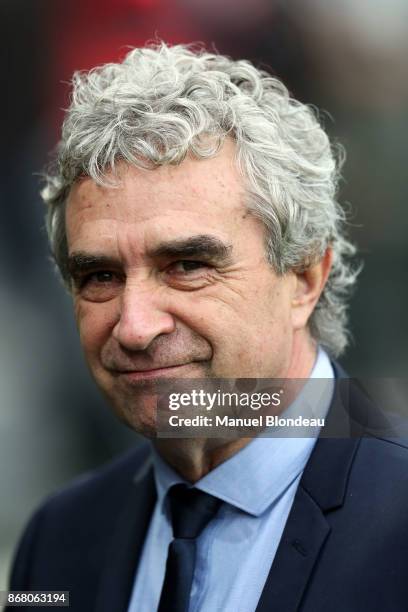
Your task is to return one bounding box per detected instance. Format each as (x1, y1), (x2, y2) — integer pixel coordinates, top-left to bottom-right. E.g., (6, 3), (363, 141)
(66, 140), (302, 434)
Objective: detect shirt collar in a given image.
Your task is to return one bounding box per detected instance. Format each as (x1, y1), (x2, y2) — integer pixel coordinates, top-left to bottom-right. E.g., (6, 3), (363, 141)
(152, 348), (334, 517)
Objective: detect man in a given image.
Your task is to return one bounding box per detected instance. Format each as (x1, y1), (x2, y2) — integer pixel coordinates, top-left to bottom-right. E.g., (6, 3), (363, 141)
(7, 43), (408, 611)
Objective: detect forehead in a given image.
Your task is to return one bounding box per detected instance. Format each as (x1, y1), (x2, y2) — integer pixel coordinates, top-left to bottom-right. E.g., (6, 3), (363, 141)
(65, 139), (250, 253)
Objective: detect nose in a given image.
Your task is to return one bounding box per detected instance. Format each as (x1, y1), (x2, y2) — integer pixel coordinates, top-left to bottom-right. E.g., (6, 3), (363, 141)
(112, 281), (176, 351)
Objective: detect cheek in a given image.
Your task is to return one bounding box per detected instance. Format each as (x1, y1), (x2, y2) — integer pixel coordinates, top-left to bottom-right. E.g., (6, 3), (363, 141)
(75, 300), (117, 355)
(167, 292), (226, 330)
(174, 294), (249, 354)
(230, 284), (293, 350)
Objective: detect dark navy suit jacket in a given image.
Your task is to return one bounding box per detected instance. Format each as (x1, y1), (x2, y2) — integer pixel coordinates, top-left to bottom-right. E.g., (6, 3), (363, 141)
(7, 371), (408, 611)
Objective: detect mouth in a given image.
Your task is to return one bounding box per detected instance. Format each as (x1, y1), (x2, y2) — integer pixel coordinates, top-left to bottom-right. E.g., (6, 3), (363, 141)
(111, 363), (199, 382)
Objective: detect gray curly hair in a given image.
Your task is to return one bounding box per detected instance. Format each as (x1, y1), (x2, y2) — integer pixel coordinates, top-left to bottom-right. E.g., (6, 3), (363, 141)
(42, 42), (359, 357)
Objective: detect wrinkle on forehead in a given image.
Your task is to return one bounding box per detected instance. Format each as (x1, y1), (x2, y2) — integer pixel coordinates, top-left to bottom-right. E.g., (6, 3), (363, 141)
(66, 140), (245, 218)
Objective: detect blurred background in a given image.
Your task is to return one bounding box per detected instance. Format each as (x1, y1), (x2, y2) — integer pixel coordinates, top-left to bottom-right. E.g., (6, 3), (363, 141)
(1, 0), (407, 592)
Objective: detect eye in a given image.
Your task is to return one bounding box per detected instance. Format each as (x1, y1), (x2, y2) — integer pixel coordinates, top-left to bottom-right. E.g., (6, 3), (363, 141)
(78, 270), (115, 287)
(87, 271), (115, 283)
(169, 260), (209, 274)
(164, 260), (214, 290)
(76, 270), (123, 302)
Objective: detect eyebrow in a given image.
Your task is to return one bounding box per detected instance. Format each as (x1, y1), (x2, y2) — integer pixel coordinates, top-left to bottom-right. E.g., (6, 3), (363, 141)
(67, 235), (233, 276)
(150, 235), (233, 263)
(67, 254), (120, 278)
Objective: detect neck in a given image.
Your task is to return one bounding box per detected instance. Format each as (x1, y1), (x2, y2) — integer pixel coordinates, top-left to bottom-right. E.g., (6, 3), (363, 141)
(154, 333), (317, 482)
(153, 437), (251, 482)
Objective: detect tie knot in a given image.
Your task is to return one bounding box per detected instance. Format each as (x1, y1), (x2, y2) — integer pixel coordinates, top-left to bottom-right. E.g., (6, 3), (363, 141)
(167, 484), (222, 539)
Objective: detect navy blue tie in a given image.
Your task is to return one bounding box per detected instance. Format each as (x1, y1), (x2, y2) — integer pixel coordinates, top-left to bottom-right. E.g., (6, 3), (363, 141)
(157, 484), (222, 612)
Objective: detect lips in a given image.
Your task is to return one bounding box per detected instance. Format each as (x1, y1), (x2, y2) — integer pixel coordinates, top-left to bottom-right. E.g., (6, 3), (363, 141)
(124, 365), (185, 373)
(109, 362), (201, 380)
(109, 363), (191, 374)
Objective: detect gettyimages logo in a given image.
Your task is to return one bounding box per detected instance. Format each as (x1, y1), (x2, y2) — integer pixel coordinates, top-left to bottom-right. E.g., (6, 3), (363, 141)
(155, 377), (330, 438)
(167, 387), (283, 411)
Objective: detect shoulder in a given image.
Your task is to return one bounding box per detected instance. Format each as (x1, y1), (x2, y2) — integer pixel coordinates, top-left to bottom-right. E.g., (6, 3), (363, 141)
(8, 441), (154, 591)
(338, 437), (408, 549)
(337, 436), (408, 519)
(353, 436), (408, 483)
(22, 440), (153, 540)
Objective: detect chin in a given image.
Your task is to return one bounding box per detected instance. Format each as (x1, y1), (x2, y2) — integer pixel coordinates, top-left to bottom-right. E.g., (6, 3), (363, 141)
(111, 393), (160, 438)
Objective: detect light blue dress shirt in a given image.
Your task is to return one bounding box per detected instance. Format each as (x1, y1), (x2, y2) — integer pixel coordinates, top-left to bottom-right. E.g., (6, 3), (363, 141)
(128, 349), (334, 612)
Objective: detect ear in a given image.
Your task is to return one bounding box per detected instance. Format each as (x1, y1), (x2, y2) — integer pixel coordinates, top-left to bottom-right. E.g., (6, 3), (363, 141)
(291, 247), (333, 330)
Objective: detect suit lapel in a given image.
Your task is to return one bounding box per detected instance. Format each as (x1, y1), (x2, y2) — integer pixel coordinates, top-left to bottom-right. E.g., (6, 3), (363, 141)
(255, 483), (330, 612)
(94, 455), (156, 612)
(256, 433), (360, 612)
